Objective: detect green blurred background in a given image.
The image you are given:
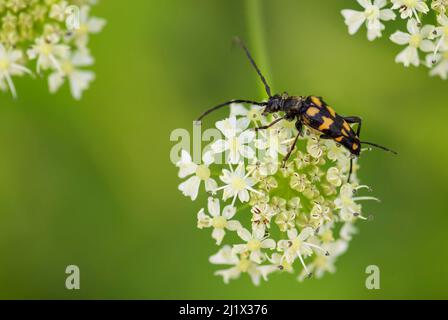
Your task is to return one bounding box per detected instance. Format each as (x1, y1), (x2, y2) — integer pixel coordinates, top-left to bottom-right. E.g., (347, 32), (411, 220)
(0, 0), (447, 299)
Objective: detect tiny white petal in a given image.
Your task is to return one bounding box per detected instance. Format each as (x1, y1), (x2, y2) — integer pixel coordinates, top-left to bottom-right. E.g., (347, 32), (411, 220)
(212, 228), (226, 245)
(261, 239), (276, 249)
(237, 228), (252, 242)
(341, 10), (366, 35)
(178, 176), (201, 200)
(390, 31), (411, 45)
(208, 197), (220, 217)
(222, 205), (237, 219)
(226, 220), (241, 231)
(379, 9), (396, 21)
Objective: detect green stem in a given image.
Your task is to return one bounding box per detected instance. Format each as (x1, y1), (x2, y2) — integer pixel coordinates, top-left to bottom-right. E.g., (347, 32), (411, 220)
(245, 0), (272, 99)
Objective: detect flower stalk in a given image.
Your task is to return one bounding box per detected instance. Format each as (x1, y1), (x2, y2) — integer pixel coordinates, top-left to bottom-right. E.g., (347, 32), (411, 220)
(245, 0), (272, 99)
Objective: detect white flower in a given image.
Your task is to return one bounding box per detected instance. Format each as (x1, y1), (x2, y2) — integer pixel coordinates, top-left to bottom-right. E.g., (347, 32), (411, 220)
(275, 210), (296, 232)
(277, 227), (319, 276)
(215, 163), (259, 206)
(210, 246), (268, 286)
(306, 135), (325, 159)
(230, 103), (264, 124)
(340, 222), (358, 241)
(434, 13), (448, 41)
(246, 155), (278, 178)
(256, 175), (278, 192)
(69, 5), (107, 47)
(390, 19), (435, 67)
(391, 0), (430, 22)
(297, 240), (348, 281)
(308, 166), (324, 183)
(27, 36), (70, 73)
(49, 1), (69, 21)
(197, 197), (241, 245)
(177, 150), (217, 201)
(327, 167), (344, 187)
(325, 139), (350, 163)
(290, 172), (310, 192)
(48, 51), (96, 100)
(270, 196), (287, 213)
(432, 0), (448, 14)
(266, 253), (294, 273)
(341, 0), (396, 41)
(0, 44), (32, 98)
(428, 46), (448, 79)
(233, 227), (276, 263)
(255, 126), (291, 160)
(294, 151), (313, 169)
(251, 203), (276, 234)
(211, 116), (255, 164)
(334, 184), (362, 221)
(287, 197), (302, 213)
(432, 14), (448, 60)
(0, 1), (105, 99)
(309, 203), (331, 229)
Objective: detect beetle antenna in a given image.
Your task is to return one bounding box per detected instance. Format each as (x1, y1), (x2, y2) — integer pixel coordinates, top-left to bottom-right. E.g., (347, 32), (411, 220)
(196, 99), (266, 122)
(361, 141), (397, 155)
(233, 37), (272, 98)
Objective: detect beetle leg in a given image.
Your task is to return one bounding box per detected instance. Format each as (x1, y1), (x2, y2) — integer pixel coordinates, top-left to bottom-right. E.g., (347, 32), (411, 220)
(348, 158), (353, 183)
(295, 119), (304, 136)
(255, 116), (286, 131)
(282, 133), (301, 168)
(343, 116), (362, 137)
(342, 116), (361, 182)
(281, 120), (303, 168)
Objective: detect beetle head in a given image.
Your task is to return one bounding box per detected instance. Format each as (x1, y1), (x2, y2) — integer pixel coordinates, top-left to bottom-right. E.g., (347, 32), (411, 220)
(264, 92), (289, 114)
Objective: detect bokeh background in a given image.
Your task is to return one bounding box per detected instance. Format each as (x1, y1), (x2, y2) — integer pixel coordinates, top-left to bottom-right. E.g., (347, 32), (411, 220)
(0, 0), (447, 299)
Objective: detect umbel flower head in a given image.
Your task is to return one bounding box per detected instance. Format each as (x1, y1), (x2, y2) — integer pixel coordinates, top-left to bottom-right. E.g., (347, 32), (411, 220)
(175, 104), (378, 285)
(0, 0), (106, 99)
(341, 0), (448, 79)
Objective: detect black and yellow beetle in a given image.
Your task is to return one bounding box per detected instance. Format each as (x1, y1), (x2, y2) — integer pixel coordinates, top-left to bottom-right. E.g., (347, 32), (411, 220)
(197, 38), (396, 181)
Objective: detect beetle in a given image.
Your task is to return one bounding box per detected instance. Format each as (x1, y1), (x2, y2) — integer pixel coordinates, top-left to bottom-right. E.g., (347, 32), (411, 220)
(196, 38), (396, 181)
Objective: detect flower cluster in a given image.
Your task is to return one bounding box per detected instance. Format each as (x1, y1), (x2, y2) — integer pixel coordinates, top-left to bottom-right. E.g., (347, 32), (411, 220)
(342, 0), (448, 79)
(175, 104), (378, 285)
(0, 0), (105, 99)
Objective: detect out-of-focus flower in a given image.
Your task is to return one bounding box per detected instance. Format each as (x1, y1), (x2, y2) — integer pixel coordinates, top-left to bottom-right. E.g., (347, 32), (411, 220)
(342, 0), (396, 41)
(391, 0), (429, 21)
(48, 50), (95, 99)
(69, 5), (106, 47)
(27, 35), (70, 73)
(210, 246), (272, 286)
(427, 44), (448, 78)
(0, 44), (32, 98)
(0, 0), (105, 98)
(342, 0), (448, 79)
(390, 19), (435, 67)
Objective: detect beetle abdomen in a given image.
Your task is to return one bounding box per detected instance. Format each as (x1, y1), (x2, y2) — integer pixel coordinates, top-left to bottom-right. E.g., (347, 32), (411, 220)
(301, 96), (360, 155)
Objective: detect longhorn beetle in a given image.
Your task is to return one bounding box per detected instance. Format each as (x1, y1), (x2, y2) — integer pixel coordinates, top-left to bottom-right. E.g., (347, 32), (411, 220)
(196, 38), (397, 181)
